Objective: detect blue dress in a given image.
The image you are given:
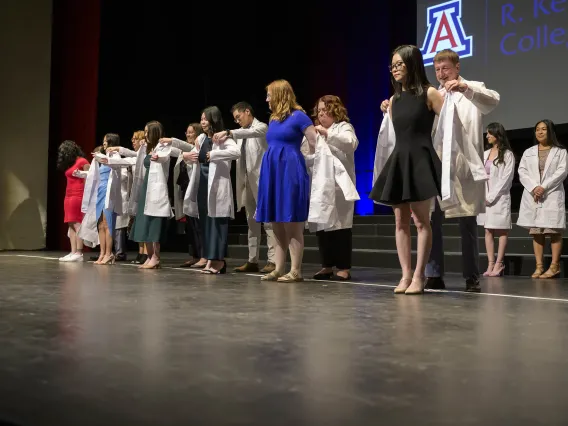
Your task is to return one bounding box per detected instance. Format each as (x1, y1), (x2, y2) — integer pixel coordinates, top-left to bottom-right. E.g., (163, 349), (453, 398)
(256, 110), (313, 223)
(96, 164), (117, 234)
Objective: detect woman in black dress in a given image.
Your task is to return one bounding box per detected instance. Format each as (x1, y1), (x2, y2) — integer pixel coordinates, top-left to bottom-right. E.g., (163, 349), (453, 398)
(370, 45), (444, 294)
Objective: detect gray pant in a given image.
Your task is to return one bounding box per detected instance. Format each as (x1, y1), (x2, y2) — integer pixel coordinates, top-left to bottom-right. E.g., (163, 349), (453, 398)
(425, 201), (480, 280)
(114, 227), (127, 257)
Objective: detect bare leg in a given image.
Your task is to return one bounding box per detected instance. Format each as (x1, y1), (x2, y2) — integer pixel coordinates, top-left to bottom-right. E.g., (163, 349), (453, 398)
(139, 242), (154, 268)
(68, 224), (77, 253)
(95, 217), (106, 264)
(484, 229), (495, 275)
(532, 234), (545, 278)
(409, 199), (433, 286)
(72, 222), (84, 252)
(392, 203), (412, 293)
(286, 222), (305, 276)
(271, 222), (289, 275)
(495, 230), (509, 264)
(550, 234), (562, 265)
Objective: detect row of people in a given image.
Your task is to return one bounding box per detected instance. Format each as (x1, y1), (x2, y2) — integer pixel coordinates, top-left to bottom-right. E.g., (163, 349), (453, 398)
(57, 82), (359, 281)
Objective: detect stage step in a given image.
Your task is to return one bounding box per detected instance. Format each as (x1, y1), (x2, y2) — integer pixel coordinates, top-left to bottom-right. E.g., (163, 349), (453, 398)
(227, 214), (568, 277)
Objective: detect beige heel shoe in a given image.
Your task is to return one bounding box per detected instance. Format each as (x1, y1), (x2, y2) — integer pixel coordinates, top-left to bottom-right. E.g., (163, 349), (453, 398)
(540, 263), (560, 279)
(405, 277), (425, 295)
(394, 278), (412, 294)
(531, 264), (545, 278)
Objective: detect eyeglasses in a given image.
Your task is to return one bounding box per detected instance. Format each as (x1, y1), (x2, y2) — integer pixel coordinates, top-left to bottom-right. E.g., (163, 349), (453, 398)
(388, 61), (405, 72)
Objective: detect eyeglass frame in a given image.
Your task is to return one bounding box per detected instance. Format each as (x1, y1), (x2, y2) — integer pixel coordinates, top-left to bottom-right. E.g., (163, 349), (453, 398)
(388, 61), (405, 72)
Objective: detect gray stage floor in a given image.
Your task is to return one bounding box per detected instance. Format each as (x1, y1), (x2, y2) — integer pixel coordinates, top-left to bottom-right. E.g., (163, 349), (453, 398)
(1, 252), (568, 426)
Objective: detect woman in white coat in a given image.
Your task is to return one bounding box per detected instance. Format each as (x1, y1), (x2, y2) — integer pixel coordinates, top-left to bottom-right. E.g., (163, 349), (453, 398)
(159, 123), (206, 269)
(184, 107), (240, 274)
(517, 119), (567, 279)
(128, 121), (173, 269)
(308, 95), (358, 281)
(477, 123), (515, 277)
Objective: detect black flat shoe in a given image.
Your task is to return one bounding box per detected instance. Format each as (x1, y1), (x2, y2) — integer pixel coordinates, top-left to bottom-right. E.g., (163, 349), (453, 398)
(334, 274), (351, 281)
(313, 272), (333, 280)
(425, 277), (446, 290)
(465, 278), (481, 293)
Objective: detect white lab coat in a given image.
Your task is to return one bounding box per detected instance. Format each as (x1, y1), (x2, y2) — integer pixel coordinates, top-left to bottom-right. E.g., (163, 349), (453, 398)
(477, 149), (515, 229)
(77, 153), (124, 247)
(232, 118), (268, 210)
(116, 167), (133, 229)
(303, 121), (359, 231)
(436, 77), (500, 218)
(372, 93), (459, 212)
(184, 134), (241, 218)
(517, 146), (568, 230)
(305, 125), (360, 232)
(168, 138), (196, 220)
(109, 143), (174, 218)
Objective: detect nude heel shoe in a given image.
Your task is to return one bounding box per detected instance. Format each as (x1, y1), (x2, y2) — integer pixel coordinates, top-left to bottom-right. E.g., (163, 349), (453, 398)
(405, 277), (425, 295)
(540, 263), (560, 279)
(394, 278), (412, 294)
(488, 261), (505, 277)
(531, 264), (545, 278)
(483, 261), (495, 277)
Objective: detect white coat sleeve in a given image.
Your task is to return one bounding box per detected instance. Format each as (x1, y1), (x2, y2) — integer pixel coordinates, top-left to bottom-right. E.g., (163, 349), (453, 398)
(107, 156), (137, 167)
(541, 149), (568, 192)
(208, 138), (240, 162)
(518, 151), (539, 193)
(326, 122), (359, 154)
(170, 147), (182, 158)
(119, 147), (138, 157)
(171, 138), (195, 152)
(463, 82), (500, 116)
(486, 152), (515, 204)
(231, 121), (268, 139)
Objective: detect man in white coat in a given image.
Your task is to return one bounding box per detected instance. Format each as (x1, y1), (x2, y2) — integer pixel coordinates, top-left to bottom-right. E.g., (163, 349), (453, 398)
(381, 49), (500, 292)
(213, 102), (276, 273)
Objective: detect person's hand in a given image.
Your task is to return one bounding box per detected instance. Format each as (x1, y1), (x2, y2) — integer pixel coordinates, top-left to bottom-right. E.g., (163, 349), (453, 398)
(444, 80), (468, 93)
(150, 153), (159, 161)
(105, 146), (120, 152)
(159, 137), (172, 145)
(98, 157), (109, 164)
(72, 169), (82, 177)
(533, 186), (545, 198)
(315, 125), (328, 138)
(380, 99), (390, 113)
(206, 152), (211, 162)
(212, 131), (228, 143)
(183, 151), (198, 163)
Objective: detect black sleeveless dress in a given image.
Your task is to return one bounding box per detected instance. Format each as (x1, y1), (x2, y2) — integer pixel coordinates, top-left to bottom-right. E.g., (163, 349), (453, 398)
(370, 91), (441, 205)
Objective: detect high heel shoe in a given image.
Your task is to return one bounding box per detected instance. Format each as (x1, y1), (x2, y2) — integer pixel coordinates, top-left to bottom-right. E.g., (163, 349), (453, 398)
(531, 264), (545, 278)
(394, 278), (412, 294)
(488, 261), (505, 277)
(202, 261), (226, 274)
(540, 263), (560, 279)
(405, 277), (425, 295)
(483, 261), (495, 277)
(101, 255), (115, 265)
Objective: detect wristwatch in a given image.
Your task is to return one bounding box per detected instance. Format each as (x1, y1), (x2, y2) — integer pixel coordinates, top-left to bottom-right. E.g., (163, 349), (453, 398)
(226, 130), (232, 138)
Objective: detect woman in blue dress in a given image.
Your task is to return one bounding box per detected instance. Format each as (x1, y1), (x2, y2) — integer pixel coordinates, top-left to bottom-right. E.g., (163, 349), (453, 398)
(94, 133), (120, 265)
(256, 79), (318, 282)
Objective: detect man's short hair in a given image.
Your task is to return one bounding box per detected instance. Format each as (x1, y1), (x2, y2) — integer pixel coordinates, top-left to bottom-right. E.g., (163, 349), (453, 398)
(231, 101), (255, 117)
(433, 49), (460, 65)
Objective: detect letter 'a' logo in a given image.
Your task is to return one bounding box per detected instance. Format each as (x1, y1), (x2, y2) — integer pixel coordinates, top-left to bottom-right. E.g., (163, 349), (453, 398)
(420, 0), (473, 66)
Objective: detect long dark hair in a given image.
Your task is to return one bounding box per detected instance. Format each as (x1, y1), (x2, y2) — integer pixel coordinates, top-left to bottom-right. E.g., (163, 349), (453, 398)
(534, 119), (565, 149)
(104, 133), (120, 152)
(486, 122), (511, 166)
(391, 44), (431, 99)
(145, 121), (164, 151)
(202, 106), (225, 135)
(57, 140), (85, 171)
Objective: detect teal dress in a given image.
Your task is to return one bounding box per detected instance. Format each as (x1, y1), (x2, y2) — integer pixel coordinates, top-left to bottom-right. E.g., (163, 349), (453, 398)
(130, 155), (169, 243)
(198, 137), (229, 260)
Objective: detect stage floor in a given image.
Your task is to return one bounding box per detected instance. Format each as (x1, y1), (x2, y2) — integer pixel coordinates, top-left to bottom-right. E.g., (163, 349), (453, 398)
(1, 252), (568, 426)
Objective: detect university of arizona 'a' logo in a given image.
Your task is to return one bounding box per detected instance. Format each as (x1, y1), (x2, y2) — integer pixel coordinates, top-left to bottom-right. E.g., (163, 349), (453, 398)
(420, 0), (473, 66)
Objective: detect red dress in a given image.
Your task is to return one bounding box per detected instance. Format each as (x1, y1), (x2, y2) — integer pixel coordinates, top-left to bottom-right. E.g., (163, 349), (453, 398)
(64, 157), (90, 223)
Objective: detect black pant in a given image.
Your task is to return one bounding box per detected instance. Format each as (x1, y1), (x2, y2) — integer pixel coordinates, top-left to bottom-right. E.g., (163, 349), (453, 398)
(184, 216), (203, 259)
(316, 228), (352, 270)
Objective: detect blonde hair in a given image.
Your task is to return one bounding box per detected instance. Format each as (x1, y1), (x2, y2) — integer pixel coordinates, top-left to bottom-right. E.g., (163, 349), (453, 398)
(433, 49), (460, 65)
(133, 130), (145, 141)
(266, 79), (304, 122)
